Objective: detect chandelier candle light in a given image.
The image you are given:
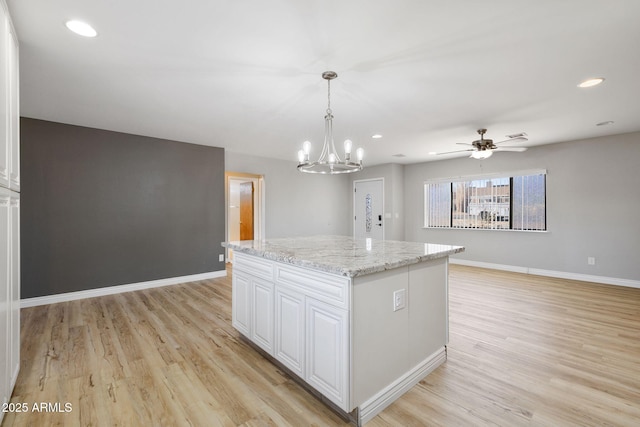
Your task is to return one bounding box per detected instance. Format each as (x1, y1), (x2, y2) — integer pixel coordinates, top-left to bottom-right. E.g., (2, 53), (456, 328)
(297, 71), (364, 174)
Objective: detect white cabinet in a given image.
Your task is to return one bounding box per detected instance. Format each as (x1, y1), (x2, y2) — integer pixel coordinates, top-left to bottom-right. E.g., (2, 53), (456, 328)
(274, 263), (350, 409)
(0, 1), (18, 192)
(274, 286), (305, 377)
(231, 270), (251, 336)
(231, 254), (275, 355)
(275, 284), (350, 410)
(231, 254), (351, 411)
(250, 276), (274, 354)
(0, 2), (9, 189)
(8, 195), (19, 387)
(0, 190), (10, 412)
(0, 189), (19, 413)
(0, 1), (20, 420)
(8, 24), (19, 192)
(305, 298), (348, 409)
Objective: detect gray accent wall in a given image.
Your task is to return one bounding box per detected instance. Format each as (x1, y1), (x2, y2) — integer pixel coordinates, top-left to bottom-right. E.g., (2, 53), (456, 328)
(225, 151), (351, 238)
(403, 131), (640, 282)
(21, 118), (226, 299)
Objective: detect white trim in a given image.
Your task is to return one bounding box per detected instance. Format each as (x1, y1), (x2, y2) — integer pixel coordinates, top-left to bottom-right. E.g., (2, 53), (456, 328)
(21, 270), (227, 308)
(358, 346), (446, 425)
(449, 258), (640, 289)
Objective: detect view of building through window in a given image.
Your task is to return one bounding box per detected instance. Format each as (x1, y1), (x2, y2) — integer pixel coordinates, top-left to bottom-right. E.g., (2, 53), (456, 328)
(425, 172), (546, 231)
(453, 178), (511, 229)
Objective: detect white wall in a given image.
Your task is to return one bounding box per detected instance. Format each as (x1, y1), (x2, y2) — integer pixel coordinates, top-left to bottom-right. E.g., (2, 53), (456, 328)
(403, 131), (640, 283)
(225, 151), (351, 238)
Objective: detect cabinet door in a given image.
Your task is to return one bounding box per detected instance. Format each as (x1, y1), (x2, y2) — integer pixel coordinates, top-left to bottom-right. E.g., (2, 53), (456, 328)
(8, 26), (18, 192)
(275, 286), (305, 377)
(306, 298), (349, 411)
(9, 194), (18, 386)
(0, 7), (8, 189)
(0, 191), (9, 407)
(232, 271), (251, 336)
(250, 276), (274, 355)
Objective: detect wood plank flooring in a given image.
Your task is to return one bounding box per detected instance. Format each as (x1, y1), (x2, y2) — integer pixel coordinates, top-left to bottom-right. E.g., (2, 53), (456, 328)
(4, 265), (640, 426)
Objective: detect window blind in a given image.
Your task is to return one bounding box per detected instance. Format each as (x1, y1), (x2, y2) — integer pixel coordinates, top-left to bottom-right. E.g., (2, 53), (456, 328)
(424, 171), (546, 231)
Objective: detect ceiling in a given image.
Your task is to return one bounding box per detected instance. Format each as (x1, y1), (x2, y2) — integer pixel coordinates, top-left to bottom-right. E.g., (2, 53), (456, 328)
(7, 0), (640, 166)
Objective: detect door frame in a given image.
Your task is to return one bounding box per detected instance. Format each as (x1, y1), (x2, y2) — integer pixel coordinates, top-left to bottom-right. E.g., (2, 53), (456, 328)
(225, 172), (265, 262)
(353, 177), (385, 240)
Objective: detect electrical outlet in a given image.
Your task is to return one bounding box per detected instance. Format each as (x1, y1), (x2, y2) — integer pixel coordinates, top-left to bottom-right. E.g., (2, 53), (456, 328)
(393, 289), (406, 311)
(587, 257), (596, 265)
(219, 254), (225, 262)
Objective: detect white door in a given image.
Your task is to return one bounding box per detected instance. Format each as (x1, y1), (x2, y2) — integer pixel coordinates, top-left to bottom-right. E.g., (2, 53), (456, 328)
(354, 179), (384, 240)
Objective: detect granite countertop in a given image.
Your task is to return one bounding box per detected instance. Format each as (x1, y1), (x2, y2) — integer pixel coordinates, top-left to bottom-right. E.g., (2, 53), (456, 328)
(221, 235), (464, 277)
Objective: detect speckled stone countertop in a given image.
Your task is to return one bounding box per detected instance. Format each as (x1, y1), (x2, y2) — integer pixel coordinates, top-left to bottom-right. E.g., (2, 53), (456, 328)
(222, 235), (464, 278)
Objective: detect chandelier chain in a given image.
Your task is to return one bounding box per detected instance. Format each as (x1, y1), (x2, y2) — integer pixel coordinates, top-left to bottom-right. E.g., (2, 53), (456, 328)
(327, 79), (332, 114)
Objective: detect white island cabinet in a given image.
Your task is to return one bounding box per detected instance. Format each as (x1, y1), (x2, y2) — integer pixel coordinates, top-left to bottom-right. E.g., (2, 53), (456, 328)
(223, 236), (464, 425)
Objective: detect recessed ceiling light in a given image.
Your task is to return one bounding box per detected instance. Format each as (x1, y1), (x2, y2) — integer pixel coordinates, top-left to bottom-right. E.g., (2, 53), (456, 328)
(578, 77), (604, 88)
(65, 20), (97, 37)
(372, 134), (383, 139)
(596, 121), (614, 126)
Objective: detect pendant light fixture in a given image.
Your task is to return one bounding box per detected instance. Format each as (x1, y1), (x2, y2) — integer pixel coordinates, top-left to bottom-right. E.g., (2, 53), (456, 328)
(297, 71), (364, 174)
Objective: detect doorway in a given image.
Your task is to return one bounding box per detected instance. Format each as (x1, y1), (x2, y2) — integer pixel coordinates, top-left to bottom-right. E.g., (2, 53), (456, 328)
(353, 178), (384, 240)
(226, 172), (265, 262)
(239, 181), (254, 240)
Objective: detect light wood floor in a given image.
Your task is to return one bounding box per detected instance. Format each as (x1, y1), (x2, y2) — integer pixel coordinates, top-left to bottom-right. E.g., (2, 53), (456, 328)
(4, 265), (640, 426)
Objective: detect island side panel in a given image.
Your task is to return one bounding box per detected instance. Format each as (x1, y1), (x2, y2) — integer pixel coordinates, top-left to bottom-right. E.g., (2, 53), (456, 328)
(407, 257), (448, 367)
(351, 258), (449, 408)
(351, 266), (411, 406)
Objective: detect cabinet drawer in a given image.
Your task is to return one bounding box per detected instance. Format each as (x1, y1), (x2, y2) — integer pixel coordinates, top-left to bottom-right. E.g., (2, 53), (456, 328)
(233, 253), (274, 280)
(275, 264), (350, 309)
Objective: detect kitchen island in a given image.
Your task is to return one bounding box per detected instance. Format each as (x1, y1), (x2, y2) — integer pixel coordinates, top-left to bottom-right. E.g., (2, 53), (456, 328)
(221, 235), (464, 425)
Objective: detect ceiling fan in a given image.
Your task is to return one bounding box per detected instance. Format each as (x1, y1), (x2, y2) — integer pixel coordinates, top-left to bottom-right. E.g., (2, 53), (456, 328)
(437, 129), (528, 159)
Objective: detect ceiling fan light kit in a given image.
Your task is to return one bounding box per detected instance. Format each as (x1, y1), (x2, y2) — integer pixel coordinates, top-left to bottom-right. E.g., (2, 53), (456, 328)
(470, 150), (493, 159)
(297, 71), (364, 174)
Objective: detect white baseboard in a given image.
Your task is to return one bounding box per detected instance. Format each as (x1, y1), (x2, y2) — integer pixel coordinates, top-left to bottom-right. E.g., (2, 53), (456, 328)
(358, 347), (447, 425)
(21, 270), (228, 308)
(449, 258), (640, 289)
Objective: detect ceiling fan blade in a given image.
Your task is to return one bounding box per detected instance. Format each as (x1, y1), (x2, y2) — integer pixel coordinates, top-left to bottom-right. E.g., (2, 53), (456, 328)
(494, 136), (528, 145)
(495, 146), (527, 152)
(455, 142), (473, 146)
(436, 148), (474, 155)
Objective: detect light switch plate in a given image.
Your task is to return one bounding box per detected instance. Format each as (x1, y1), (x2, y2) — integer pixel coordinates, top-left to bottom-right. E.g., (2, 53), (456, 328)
(393, 289), (406, 311)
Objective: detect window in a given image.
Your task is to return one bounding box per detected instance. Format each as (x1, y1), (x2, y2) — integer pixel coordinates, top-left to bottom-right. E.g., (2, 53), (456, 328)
(424, 170), (546, 231)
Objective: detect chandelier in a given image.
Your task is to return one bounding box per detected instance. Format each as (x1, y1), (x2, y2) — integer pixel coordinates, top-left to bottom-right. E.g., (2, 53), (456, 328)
(297, 71), (364, 174)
